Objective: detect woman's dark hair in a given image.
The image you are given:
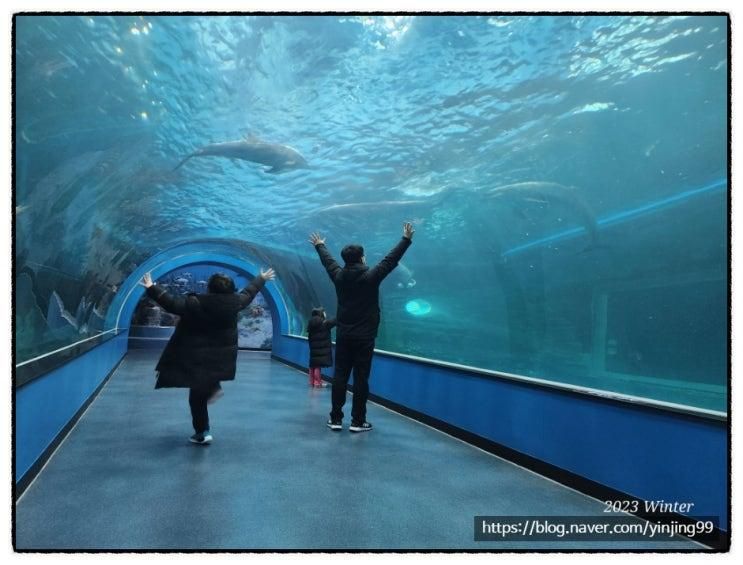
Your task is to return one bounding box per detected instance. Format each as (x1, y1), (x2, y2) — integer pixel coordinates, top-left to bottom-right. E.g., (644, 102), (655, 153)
(311, 307), (325, 317)
(207, 272), (236, 294)
(341, 244), (364, 264)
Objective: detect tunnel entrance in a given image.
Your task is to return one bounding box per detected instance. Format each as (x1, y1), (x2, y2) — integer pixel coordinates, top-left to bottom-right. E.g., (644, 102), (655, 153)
(127, 263), (274, 351)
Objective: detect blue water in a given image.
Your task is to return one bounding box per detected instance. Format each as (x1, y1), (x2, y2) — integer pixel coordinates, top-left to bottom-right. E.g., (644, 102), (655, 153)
(14, 15), (728, 410)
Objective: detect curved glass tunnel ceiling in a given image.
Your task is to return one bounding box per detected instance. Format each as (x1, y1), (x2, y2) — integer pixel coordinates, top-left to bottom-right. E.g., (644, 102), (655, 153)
(14, 15), (728, 412)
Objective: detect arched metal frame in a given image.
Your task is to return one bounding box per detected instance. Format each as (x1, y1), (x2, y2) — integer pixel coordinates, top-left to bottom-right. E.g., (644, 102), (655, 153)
(106, 242), (290, 339)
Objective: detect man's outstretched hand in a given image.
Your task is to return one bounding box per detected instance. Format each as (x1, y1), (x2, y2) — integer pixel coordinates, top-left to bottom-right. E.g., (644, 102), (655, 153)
(403, 222), (415, 240)
(309, 232), (326, 246)
(260, 268), (276, 281)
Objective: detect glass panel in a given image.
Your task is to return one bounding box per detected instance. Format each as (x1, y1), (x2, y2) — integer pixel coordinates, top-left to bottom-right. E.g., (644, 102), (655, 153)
(15, 15), (727, 411)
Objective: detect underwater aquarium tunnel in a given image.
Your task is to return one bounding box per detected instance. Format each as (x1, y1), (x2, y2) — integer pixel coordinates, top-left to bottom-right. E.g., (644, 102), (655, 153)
(13, 14), (728, 550)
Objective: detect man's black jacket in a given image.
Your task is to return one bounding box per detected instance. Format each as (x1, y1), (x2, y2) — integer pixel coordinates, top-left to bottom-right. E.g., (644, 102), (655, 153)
(314, 237), (412, 340)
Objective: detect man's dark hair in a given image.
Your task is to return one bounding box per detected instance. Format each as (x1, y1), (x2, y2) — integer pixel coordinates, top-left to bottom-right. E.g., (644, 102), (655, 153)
(311, 307), (325, 317)
(207, 273), (236, 294)
(341, 244), (364, 265)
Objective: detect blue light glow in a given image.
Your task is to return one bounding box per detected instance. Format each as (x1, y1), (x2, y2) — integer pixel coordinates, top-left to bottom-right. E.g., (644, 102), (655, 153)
(405, 300), (432, 316)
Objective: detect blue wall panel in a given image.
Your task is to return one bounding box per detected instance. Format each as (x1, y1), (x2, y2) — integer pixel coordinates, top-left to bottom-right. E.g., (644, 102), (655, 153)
(272, 332), (311, 369)
(129, 326), (175, 338)
(272, 334), (728, 530)
(15, 332), (129, 484)
(128, 326), (173, 350)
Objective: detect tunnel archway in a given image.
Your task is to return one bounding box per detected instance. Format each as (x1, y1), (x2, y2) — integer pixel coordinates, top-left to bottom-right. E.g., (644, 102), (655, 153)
(127, 262), (277, 350)
(105, 240), (293, 344)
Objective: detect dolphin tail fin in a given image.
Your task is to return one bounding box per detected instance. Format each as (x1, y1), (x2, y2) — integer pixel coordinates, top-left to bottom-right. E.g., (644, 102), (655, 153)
(173, 154), (195, 171)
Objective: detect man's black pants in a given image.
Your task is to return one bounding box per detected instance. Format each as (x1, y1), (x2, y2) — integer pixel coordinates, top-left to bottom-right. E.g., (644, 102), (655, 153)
(331, 337), (375, 423)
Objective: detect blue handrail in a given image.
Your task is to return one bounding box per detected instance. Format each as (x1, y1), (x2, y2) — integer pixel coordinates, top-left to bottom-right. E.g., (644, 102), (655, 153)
(501, 177), (728, 258)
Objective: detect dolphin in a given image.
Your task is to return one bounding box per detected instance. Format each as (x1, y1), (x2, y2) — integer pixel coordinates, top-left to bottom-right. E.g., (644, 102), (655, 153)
(488, 181), (600, 247)
(312, 200), (427, 215)
(174, 135), (309, 174)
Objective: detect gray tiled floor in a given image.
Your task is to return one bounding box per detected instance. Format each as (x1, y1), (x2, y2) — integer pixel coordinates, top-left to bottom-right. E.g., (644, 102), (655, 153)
(15, 350), (698, 550)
